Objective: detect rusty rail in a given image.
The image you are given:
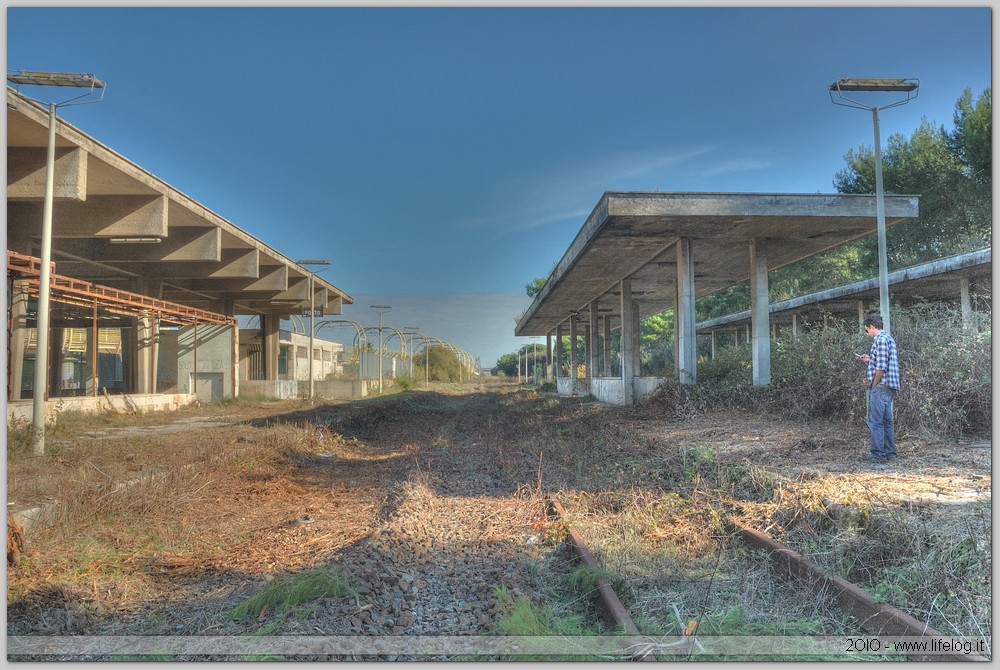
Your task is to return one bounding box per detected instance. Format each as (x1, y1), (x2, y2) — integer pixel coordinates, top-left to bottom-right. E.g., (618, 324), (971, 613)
(547, 496), (988, 662)
(547, 497), (657, 661)
(730, 520), (989, 662)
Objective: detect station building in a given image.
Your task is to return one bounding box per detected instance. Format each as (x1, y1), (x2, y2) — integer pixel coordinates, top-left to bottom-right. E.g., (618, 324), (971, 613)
(6, 87), (353, 420)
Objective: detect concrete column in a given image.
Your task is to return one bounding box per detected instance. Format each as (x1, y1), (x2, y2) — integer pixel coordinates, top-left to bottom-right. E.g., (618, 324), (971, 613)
(588, 302), (599, 382)
(858, 301), (866, 332)
(134, 279), (163, 395)
(555, 323), (564, 382)
(960, 278), (972, 329)
(545, 332), (553, 382)
(568, 315), (578, 395)
(750, 238), (771, 386)
(8, 280), (31, 401)
(620, 279), (636, 406)
(672, 284), (679, 376)
(219, 299), (238, 399)
(263, 314), (281, 381)
(631, 305), (642, 379)
(676, 238), (697, 385)
(792, 313), (799, 338)
(136, 316), (155, 394)
(603, 315), (613, 376)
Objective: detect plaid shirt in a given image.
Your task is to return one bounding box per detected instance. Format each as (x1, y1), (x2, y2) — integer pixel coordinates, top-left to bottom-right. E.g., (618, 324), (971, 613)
(868, 330), (900, 390)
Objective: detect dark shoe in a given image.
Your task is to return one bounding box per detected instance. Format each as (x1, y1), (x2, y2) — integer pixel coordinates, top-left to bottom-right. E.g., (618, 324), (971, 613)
(885, 453), (897, 460)
(859, 455), (887, 464)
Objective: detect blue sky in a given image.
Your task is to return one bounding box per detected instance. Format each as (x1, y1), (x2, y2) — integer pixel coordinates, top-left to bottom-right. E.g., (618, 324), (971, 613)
(5, 5), (992, 367)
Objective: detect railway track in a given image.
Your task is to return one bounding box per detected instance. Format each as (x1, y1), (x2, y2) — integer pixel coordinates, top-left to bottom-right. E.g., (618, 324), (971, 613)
(7, 388), (991, 661)
(545, 496), (990, 662)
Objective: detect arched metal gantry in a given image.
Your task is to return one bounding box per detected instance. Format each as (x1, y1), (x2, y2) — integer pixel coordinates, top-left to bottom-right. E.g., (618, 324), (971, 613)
(411, 334), (471, 383)
(406, 331), (433, 383)
(315, 319), (367, 379)
(372, 326), (409, 358)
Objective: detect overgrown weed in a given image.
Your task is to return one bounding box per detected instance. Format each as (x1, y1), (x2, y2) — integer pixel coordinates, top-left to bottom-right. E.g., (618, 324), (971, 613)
(226, 567), (359, 622)
(648, 304), (991, 437)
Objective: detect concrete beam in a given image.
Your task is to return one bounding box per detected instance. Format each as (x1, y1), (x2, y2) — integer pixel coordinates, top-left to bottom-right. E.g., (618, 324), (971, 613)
(9, 194), (168, 238)
(52, 227), (223, 263)
(187, 265), (289, 293)
(7, 147), (87, 201)
(140, 249), (260, 279)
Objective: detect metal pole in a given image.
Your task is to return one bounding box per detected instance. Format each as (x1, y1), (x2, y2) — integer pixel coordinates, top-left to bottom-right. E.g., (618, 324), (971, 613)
(308, 271), (315, 399)
(91, 301), (98, 397)
(872, 106), (891, 335)
(30, 103), (57, 454)
(533, 342), (537, 384)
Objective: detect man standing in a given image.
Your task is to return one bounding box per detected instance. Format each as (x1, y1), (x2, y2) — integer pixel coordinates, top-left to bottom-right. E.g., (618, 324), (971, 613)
(859, 313), (900, 463)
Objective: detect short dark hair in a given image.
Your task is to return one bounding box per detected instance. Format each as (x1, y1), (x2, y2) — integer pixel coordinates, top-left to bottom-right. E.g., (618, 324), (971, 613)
(864, 313), (884, 329)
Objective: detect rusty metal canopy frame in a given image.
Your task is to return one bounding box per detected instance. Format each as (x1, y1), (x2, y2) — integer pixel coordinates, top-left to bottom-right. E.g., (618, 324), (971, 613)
(8, 251), (235, 327)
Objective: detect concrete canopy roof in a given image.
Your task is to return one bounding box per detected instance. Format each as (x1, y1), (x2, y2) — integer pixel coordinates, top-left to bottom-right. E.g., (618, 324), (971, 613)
(6, 88), (352, 319)
(696, 247), (991, 333)
(514, 191), (920, 337)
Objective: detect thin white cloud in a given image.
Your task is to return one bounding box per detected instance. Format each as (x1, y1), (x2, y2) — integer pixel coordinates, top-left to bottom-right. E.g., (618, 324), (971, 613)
(696, 157), (773, 178)
(474, 145), (719, 238)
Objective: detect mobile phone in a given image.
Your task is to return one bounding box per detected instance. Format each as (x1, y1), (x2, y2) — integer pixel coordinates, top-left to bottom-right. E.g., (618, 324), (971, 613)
(853, 353), (864, 359)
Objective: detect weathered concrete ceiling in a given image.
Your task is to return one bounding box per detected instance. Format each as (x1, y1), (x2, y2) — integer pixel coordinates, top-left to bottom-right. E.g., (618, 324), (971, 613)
(515, 191), (920, 336)
(6, 88), (352, 318)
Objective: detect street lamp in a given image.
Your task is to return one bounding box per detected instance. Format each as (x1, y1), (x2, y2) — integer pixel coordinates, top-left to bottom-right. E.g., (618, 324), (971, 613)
(403, 327), (421, 376)
(370, 304), (391, 393)
(296, 259), (330, 399)
(7, 70), (106, 454)
(530, 336), (540, 384)
(829, 77), (918, 335)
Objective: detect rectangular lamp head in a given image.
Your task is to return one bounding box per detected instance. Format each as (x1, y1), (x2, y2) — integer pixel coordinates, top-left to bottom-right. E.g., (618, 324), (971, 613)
(7, 70), (105, 88)
(830, 78), (918, 92)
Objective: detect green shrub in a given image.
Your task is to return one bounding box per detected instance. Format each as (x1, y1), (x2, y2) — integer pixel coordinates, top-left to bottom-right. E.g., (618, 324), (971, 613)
(649, 303), (991, 438)
(395, 375), (419, 392)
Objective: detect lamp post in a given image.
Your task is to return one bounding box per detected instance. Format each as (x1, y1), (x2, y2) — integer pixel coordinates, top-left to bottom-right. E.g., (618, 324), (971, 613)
(403, 327), (421, 376)
(530, 337), (540, 384)
(370, 304), (391, 393)
(296, 259), (330, 399)
(829, 77), (918, 335)
(7, 70), (106, 455)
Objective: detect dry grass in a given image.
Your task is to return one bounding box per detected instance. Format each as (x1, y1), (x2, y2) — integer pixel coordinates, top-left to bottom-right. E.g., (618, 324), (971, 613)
(7, 383), (991, 654)
(7, 398), (390, 622)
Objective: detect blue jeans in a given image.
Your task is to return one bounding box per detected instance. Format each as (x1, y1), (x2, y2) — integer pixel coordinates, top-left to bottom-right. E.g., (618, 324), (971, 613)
(867, 385), (897, 458)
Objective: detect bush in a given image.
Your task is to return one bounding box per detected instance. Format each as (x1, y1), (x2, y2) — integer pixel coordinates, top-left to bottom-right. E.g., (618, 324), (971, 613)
(648, 304), (991, 438)
(395, 375), (419, 392)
